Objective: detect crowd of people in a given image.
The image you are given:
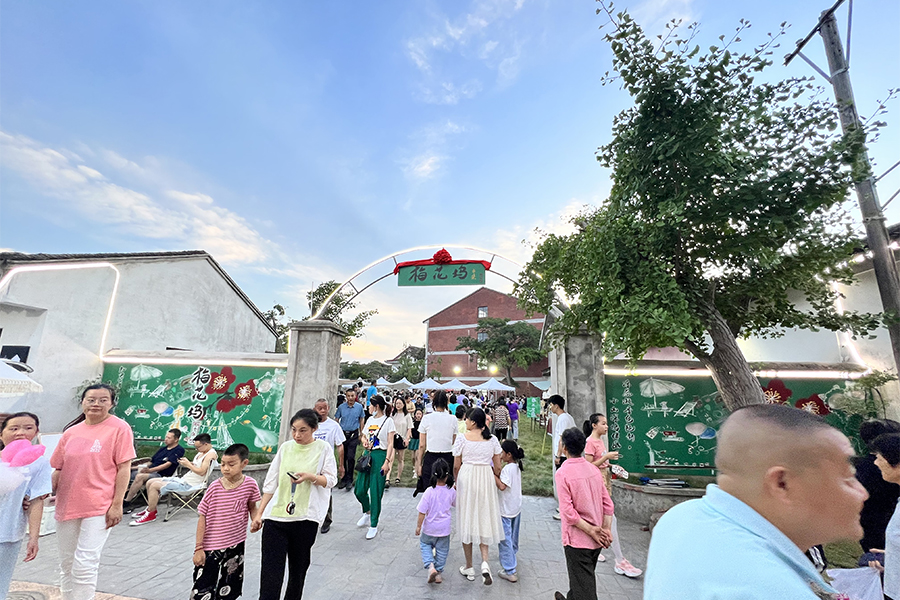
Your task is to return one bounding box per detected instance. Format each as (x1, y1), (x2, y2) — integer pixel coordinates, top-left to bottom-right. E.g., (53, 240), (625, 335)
(2, 380), (900, 600)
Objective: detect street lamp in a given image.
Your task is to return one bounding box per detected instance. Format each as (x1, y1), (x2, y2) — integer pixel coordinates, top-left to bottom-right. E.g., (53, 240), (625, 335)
(489, 365), (498, 374)
(453, 366), (461, 374)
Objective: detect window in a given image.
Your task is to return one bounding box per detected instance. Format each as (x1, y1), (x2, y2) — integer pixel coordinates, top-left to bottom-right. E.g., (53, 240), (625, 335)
(477, 331), (488, 342)
(0, 345), (30, 363)
(477, 306), (488, 318)
(477, 357), (487, 370)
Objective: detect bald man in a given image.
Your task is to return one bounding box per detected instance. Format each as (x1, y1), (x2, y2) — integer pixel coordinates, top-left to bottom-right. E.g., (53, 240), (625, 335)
(644, 403), (868, 599)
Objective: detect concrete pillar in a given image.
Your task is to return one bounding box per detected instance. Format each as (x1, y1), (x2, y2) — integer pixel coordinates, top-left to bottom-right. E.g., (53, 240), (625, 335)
(280, 319), (347, 441)
(548, 332), (607, 426)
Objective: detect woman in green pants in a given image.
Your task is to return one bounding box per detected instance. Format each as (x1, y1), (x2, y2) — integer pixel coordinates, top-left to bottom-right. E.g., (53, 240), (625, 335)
(354, 395), (396, 540)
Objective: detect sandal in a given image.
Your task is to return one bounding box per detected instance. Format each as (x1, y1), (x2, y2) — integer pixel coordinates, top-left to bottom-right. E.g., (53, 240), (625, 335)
(394, 478), (401, 485)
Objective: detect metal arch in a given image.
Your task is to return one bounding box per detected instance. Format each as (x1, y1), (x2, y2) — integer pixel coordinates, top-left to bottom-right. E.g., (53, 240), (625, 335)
(310, 244), (567, 321)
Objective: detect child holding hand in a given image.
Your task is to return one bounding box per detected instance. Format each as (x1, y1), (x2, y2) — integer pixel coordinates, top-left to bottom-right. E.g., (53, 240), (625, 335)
(191, 443), (261, 600)
(415, 459), (455, 584)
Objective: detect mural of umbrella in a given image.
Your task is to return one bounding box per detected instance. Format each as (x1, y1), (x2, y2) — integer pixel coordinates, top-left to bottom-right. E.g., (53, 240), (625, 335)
(130, 364), (162, 382)
(639, 378), (685, 408)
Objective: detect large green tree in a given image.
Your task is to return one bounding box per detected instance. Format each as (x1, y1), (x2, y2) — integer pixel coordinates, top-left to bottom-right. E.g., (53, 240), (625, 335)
(456, 318), (544, 387)
(305, 280), (377, 345)
(514, 8), (882, 410)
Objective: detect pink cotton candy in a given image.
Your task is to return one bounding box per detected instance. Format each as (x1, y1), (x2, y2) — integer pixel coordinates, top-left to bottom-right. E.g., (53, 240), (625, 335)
(1, 438), (46, 467)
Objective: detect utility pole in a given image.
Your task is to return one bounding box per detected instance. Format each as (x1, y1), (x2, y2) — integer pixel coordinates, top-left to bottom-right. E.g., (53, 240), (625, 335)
(787, 2), (900, 376)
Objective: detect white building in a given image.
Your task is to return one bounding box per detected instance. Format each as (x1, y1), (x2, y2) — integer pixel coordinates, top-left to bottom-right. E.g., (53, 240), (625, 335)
(0, 251), (277, 430)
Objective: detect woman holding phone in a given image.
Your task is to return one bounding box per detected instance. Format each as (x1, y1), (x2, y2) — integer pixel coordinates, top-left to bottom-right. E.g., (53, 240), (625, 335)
(252, 409), (337, 600)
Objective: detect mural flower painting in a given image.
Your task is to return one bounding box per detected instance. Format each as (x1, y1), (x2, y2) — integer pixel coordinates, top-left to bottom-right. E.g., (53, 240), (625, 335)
(762, 379), (793, 405)
(795, 394), (831, 416)
(215, 379), (259, 414)
(206, 367), (236, 395)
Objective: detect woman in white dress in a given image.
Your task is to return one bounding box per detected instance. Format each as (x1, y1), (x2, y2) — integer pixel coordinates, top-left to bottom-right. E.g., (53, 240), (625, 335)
(452, 407), (504, 586)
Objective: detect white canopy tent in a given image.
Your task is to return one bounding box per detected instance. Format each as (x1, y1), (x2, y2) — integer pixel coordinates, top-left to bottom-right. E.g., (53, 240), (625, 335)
(0, 361), (43, 397)
(472, 377), (516, 392)
(410, 377), (442, 390)
(375, 377), (393, 387)
(388, 377), (413, 389)
(530, 380), (552, 391)
(439, 378), (471, 391)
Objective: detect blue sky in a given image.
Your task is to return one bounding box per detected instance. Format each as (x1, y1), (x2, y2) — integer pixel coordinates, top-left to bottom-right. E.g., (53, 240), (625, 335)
(2, 0), (898, 362)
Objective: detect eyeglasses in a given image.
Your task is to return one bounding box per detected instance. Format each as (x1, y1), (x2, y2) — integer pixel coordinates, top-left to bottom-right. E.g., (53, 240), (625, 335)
(83, 397), (112, 405)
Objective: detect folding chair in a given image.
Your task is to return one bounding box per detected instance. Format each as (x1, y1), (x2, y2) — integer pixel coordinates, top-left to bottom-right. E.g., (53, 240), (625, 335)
(162, 459), (218, 522)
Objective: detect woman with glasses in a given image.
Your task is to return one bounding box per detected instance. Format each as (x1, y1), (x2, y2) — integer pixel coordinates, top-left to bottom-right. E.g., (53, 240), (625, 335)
(51, 384), (136, 600)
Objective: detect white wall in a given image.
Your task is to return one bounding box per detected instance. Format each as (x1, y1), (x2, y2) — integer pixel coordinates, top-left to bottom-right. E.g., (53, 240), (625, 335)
(104, 259), (273, 353)
(0, 266), (116, 430)
(0, 257), (275, 430)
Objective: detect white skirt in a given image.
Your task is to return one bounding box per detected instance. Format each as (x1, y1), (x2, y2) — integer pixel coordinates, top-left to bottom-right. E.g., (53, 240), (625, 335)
(456, 463), (505, 545)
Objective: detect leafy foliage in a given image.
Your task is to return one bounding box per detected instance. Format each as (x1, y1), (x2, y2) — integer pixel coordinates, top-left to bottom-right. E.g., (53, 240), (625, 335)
(515, 6), (883, 409)
(262, 304), (290, 353)
(340, 360), (392, 381)
(456, 318), (544, 386)
(393, 351), (428, 383)
(304, 280), (378, 345)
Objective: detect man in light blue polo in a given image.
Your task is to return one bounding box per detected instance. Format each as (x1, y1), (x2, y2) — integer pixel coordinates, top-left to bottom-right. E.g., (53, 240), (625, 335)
(644, 404), (869, 600)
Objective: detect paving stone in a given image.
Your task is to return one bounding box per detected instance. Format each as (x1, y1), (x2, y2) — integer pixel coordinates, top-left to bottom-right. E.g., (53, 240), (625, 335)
(12, 488), (649, 599)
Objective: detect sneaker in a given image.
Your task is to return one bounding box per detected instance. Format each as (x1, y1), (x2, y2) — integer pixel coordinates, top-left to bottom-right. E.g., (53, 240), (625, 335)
(597, 552), (606, 563)
(614, 559), (643, 578)
(365, 526), (378, 540)
(129, 510), (157, 526)
(552, 512), (561, 521)
(320, 522), (331, 534)
(131, 509), (148, 520)
(356, 514), (370, 527)
(497, 570), (518, 583)
(554, 593), (566, 600)
(481, 561), (492, 585)
(459, 566), (475, 581)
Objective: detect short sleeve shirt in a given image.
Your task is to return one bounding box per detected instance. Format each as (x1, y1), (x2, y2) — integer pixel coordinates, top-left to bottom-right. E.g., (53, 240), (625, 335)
(419, 411), (458, 453)
(334, 402), (365, 432)
(552, 412), (576, 457)
(498, 462), (523, 518)
(313, 418), (346, 448)
(198, 476), (261, 551)
(364, 415), (396, 450)
(0, 455), (52, 543)
(51, 416), (136, 521)
(150, 444), (185, 477)
(585, 437), (609, 468)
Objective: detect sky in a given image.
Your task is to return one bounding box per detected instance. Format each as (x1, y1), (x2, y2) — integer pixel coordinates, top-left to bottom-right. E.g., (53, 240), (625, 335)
(2, 0), (898, 363)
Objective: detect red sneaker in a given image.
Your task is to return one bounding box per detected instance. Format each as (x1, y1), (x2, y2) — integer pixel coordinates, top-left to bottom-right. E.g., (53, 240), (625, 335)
(129, 510), (157, 526)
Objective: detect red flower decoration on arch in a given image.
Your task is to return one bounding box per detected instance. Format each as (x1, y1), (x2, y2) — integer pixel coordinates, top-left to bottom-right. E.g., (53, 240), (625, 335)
(206, 367), (236, 395)
(795, 394), (830, 416)
(762, 379), (793, 405)
(433, 249), (453, 263)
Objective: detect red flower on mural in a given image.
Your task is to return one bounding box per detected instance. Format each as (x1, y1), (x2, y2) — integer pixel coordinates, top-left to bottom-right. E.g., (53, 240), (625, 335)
(433, 249), (453, 263)
(795, 394), (831, 416)
(206, 366), (236, 395)
(762, 379), (793, 405)
(215, 380), (259, 413)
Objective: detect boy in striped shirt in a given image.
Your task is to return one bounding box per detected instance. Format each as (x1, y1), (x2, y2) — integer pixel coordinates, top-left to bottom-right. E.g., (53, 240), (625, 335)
(192, 443), (261, 600)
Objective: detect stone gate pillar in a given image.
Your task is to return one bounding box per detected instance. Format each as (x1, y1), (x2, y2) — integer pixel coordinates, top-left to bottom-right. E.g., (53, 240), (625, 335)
(548, 332), (607, 427)
(280, 319), (347, 441)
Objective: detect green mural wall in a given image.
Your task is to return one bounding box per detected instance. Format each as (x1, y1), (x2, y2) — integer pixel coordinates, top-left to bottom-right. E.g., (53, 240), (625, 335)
(605, 374), (863, 477)
(103, 362), (285, 453)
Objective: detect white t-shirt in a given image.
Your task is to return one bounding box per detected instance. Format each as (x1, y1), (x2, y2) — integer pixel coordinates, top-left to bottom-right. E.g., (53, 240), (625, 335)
(498, 462), (522, 518)
(552, 411), (576, 457)
(418, 411), (457, 453)
(392, 412), (414, 440)
(364, 415), (396, 451)
(313, 417), (346, 448)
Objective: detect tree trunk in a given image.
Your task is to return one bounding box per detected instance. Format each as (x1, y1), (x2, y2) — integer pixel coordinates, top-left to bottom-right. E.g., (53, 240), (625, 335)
(505, 367), (516, 389)
(690, 301), (765, 411)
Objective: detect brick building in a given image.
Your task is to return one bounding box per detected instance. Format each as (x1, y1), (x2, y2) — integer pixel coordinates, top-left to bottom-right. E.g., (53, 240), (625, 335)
(424, 287), (547, 393)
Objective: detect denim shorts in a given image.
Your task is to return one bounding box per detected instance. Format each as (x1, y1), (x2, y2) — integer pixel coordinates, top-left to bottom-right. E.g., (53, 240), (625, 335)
(160, 478), (193, 494)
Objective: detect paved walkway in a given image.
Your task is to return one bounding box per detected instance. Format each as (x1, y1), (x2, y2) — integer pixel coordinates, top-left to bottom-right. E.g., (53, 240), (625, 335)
(11, 487), (647, 600)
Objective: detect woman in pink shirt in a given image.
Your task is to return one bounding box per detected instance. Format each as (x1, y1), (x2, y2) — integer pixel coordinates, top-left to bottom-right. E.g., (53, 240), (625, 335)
(51, 384), (135, 600)
(553, 427), (613, 600)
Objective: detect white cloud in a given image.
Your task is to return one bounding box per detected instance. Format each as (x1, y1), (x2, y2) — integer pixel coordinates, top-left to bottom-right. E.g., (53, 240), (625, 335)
(405, 0), (529, 104)
(1, 131), (269, 265)
(399, 120), (468, 184)
(631, 0), (697, 34)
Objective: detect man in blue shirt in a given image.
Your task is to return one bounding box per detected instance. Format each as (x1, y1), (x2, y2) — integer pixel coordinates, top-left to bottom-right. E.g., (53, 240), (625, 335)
(644, 404), (869, 599)
(123, 428), (185, 512)
(367, 380), (378, 406)
(335, 388), (366, 490)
